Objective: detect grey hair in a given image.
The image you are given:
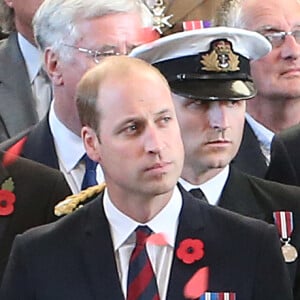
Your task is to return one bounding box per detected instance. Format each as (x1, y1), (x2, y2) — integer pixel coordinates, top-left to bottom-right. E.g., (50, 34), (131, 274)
(0, 0), (14, 33)
(33, 0), (152, 59)
(213, 0), (248, 28)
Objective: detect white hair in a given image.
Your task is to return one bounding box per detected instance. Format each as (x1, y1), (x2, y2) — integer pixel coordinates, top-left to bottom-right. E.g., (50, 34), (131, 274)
(33, 0), (152, 60)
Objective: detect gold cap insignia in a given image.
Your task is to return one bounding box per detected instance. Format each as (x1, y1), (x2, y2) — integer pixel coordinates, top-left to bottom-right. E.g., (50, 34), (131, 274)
(200, 40), (240, 72)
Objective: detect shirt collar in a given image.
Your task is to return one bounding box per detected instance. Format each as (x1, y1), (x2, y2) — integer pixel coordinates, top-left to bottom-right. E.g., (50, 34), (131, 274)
(17, 32), (42, 83)
(245, 113), (274, 151)
(178, 166), (229, 206)
(104, 185), (182, 251)
(49, 101), (85, 172)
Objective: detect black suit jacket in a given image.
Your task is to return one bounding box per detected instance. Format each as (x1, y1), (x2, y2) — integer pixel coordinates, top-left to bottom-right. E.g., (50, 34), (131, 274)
(0, 33), (38, 142)
(0, 116), (59, 169)
(0, 154), (71, 283)
(232, 121), (268, 178)
(220, 166), (300, 299)
(0, 188), (292, 299)
(266, 124), (300, 186)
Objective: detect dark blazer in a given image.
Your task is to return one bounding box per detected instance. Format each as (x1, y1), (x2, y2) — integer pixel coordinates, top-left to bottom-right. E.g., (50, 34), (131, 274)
(0, 188), (292, 299)
(0, 116), (59, 169)
(0, 154), (71, 284)
(220, 166), (300, 299)
(0, 32), (38, 142)
(266, 124), (300, 186)
(231, 121), (268, 178)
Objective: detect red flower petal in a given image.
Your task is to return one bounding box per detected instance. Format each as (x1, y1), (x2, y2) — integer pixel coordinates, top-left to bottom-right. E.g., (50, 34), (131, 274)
(2, 136), (28, 166)
(147, 233), (168, 246)
(184, 266), (209, 299)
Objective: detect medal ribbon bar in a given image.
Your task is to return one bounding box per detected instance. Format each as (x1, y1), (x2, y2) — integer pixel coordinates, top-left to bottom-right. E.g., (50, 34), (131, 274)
(198, 292), (236, 300)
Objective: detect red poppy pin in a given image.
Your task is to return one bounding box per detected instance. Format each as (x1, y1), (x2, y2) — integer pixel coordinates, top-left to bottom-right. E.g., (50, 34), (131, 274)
(176, 238), (205, 264)
(0, 177), (16, 216)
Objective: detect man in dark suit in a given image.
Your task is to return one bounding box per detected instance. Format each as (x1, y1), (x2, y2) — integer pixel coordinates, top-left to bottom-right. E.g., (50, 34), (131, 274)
(0, 0), (52, 142)
(266, 124), (300, 185)
(131, 27), (300, 298)
(0, 55), (292, 299)
(211, 0), (300, 178)
(0, 0), (153, 194)
(0, 151), (71, 284)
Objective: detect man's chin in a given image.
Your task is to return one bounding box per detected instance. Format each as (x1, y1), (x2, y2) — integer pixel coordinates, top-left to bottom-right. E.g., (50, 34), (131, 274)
(207, 159), (230, 170)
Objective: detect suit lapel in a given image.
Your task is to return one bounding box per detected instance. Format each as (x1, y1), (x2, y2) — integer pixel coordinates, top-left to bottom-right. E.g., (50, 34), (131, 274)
(219, 167), (267, 220)
(0, 33), (37, 136)
(81, 195), (124, 299)
(167, 188), (208, 299)
(0, 162), (12, 241)
(22, 115), (59, 169)
(232, 121), (268, 178)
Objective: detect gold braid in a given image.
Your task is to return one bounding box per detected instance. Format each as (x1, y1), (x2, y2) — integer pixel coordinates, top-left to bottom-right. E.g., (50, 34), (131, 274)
(54, 183), (106, 216)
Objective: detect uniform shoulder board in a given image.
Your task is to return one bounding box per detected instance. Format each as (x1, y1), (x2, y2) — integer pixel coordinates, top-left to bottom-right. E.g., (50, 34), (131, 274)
(54, 183), (106, 216)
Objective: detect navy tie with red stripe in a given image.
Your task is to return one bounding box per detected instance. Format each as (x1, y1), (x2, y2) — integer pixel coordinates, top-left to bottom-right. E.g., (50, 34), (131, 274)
(127, 226), (160, 300)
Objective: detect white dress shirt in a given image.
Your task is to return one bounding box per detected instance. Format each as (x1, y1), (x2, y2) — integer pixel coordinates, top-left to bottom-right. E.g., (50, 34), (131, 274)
(179, 166), (229, 206)
(245, 113), (275, 165)
(104, 186), (182, 300)
(49, 102), (104, 193)
(18, 33), (51, 120)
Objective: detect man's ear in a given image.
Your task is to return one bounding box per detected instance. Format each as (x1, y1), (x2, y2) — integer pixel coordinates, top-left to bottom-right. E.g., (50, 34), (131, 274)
(45, 48), (63, 86)
(82, 126), (102, 163)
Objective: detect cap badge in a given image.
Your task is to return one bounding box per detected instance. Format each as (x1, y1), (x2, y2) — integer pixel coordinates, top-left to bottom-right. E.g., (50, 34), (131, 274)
(200, 40), (240, 72)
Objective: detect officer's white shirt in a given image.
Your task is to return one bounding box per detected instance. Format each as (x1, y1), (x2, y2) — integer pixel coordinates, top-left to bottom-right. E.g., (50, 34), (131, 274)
(179, 166), (229, 206)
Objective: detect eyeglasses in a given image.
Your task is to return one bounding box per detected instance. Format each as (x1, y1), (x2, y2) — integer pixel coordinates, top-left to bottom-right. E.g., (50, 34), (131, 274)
(62, 44), (122, 63)
(262, 30), (300, 48)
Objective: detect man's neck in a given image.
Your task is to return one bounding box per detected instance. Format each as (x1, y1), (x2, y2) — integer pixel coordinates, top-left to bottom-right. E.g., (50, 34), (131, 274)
(247, 96), (300, 133)
(53, 95), (82, 136)
(181, 166), (224, 185)
(15, 23), (36, 46)
(106, 184), (174, 223)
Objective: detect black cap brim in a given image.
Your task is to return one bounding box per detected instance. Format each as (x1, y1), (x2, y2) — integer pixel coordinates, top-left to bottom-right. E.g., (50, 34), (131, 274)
(170, 79), (256, 101)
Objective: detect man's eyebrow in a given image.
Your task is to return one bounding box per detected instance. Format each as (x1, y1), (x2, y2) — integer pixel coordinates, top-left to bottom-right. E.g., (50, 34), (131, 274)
(98, 44), (137, 53)
(255, 25), (284, 32)
(154, 108), (173, 117)
(114, 109), (173, 128)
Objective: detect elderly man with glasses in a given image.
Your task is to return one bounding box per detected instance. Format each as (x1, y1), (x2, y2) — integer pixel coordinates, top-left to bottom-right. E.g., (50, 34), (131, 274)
(214, 0), (300, 179)
(0, 0), (153, 194)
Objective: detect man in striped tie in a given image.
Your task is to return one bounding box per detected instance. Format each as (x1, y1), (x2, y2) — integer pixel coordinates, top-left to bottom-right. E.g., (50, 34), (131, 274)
(0, 56), (292, 299)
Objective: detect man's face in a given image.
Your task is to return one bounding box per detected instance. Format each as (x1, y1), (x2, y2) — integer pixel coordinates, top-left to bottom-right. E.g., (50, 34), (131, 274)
(5, 0), (44, 41)
(52, 12), (146, 134)
(86, 70), (184, 199)
(173, 94), (246, 177)
(243, 0), (300, 100)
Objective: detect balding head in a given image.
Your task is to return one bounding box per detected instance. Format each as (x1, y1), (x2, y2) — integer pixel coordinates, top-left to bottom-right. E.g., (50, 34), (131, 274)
(76, 56), (171, 134)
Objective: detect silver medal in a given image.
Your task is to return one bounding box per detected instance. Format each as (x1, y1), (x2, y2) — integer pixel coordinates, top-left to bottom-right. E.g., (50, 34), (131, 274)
(282, 243), (298, 263)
